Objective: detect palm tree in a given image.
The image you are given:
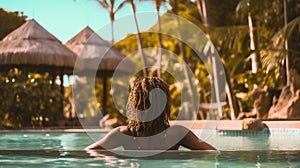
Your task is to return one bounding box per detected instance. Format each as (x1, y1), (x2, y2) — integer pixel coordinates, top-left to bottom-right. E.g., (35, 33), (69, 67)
(142, 0), (166, 77)
(128, 0), (148, 76)
(169, 0), (198, 119)
(283, 0), (289, 85)
(196, 0), (239, 119)
(264, 14), (300, 85)
(236, 0), (259, 75)
(154, 0), (165, 77)
(236, 0), (300, 87)
(95, 0), (128, 44)
(196, 0), (208, 26)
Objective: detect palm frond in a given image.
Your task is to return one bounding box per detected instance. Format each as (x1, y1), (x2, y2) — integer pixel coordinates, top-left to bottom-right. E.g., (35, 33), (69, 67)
(235, 0), (250, 19)
(260, 49), (284, 72)
(96, 0), (109, 9)
(235, 0), (250, 12)
(271, 15), (300, 47)
(115, 0), (129, 13)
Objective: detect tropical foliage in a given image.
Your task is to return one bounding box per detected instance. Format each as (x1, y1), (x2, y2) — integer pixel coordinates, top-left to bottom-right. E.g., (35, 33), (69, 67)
(0, 8), (26, 40)
(0, 69), (63, 128)
(115, 0), (300, 119)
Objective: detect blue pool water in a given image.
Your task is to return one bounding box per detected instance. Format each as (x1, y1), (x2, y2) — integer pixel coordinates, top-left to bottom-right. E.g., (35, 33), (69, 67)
(1, 128), (300, 167)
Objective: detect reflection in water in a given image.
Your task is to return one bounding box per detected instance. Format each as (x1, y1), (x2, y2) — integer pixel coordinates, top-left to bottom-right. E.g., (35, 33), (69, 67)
(215, 151), (300, 168)
(0, 149), (299, 167)
(2, 129), (300, 151)
(86, 150), (300, 167)
(86, 150), (218, 167)
(211, 129), (271, 150)
(1, 130), (300, 167)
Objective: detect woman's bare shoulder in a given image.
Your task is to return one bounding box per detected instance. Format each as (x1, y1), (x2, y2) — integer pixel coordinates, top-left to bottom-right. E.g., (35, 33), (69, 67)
(114, 125), (132, 136)
(169, 125), (189, 131)
(167, 125), (190, 136)
(169, 125), (216, 150)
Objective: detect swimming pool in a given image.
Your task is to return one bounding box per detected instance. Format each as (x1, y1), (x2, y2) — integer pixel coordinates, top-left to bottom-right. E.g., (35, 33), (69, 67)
(1, 128), (300, 167)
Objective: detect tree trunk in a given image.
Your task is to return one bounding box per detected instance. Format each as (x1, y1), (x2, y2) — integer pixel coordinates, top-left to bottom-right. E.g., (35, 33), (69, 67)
(283, 0), (290, 85)
(172, 0), (198, 119)
(156, 8), (163, 77)
(197, 0), (240, 119)
(247, 11), (259, 75)
(111, 21), (115, 44)
(130, 2), (148, 76)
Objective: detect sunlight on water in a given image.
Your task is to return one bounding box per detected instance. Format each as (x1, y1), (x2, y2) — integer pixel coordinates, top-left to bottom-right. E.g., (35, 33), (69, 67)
(0, 128), (300, 150)
(0, 129), (300, 167)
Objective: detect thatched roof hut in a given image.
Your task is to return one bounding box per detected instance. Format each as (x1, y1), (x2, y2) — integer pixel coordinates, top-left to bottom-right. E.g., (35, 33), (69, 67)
(65, 26), (134, 76)
(65, 26), (135, 113)
(0, 19), (78, 123)
(0, 19), (77, 74)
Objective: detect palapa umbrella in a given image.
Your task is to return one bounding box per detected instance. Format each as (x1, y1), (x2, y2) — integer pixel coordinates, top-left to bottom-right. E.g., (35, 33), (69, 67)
(65, 26), (134, 113)
(0, 19), (77, 121)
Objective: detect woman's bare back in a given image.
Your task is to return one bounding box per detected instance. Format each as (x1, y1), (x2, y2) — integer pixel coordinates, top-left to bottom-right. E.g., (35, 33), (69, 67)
(85, 125), (215, 150)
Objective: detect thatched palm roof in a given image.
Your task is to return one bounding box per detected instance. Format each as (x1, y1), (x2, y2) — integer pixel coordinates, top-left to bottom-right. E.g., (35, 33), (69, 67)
(65, 26), (134, 75)
(0, 19), (77, 73)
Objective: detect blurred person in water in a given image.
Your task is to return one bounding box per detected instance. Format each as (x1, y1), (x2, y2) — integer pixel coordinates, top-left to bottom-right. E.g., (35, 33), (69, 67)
(85, 76), (215, 150)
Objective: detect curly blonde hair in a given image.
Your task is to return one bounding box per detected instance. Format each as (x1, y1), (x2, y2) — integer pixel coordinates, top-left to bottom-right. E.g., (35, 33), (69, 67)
(126, 77), (171, 136)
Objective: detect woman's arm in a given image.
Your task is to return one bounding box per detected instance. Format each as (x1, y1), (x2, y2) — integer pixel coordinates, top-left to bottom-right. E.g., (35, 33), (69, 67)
(177, 126), (216, 150)
(84, 127), (123, 150)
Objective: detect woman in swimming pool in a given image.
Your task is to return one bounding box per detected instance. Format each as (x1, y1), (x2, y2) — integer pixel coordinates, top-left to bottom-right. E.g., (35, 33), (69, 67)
(85, 77), (216, 150)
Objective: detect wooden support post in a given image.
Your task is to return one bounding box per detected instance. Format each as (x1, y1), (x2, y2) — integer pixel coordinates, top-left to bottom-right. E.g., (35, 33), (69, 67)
(60, 72), (65, 122)
(102, 76), (107, 115)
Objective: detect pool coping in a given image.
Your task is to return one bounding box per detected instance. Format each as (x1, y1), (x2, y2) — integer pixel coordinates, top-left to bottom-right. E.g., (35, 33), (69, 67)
(0, 120), (299, 132)
(0, 128), (111, 132)
(170, 120), (300, 130)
